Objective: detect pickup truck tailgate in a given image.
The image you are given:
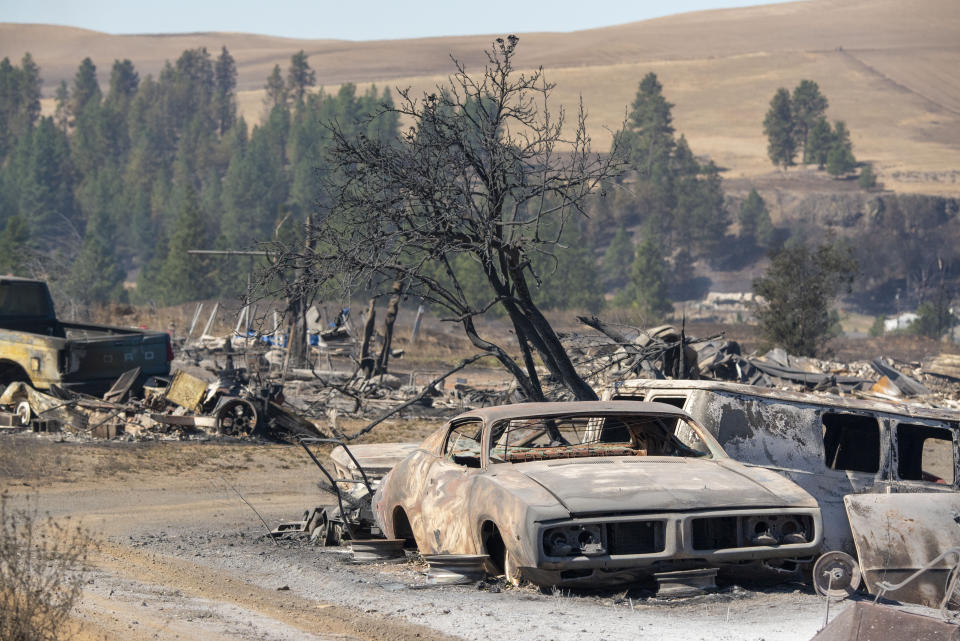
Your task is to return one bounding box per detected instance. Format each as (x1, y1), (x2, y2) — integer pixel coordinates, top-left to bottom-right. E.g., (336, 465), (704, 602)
(62, 331), (171, 385)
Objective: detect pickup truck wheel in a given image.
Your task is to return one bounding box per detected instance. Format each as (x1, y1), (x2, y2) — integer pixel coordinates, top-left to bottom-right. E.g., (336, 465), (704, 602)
(216, 399), (258, 436)
(15, 401), (31, 427)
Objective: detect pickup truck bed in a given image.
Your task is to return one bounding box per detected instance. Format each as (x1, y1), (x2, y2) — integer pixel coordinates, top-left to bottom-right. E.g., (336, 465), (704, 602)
(0, 278), (172, 395)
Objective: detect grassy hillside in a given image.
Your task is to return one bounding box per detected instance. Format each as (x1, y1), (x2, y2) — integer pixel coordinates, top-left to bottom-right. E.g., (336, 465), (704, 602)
(2, 0), (959, 194)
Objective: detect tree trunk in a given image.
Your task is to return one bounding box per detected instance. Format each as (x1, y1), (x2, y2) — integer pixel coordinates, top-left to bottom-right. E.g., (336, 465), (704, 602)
(515, 325), (544, 400)
(359, 298), (376, 378)
(375, 281), (402, 376)
(286, 216), (312, 369)
(501, 249), (598, 401)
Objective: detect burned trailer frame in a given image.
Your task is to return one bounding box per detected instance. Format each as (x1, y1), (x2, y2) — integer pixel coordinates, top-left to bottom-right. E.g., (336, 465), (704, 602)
(605, 380), (960, 557)
(281, 438), (379, 545)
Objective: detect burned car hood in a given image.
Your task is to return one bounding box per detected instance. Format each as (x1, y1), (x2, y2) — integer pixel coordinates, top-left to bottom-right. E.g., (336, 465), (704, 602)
(508, 457), (816, 516)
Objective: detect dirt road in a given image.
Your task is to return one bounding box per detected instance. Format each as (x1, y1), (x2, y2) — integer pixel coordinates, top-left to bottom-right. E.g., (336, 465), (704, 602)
(3, 437), (856, 641)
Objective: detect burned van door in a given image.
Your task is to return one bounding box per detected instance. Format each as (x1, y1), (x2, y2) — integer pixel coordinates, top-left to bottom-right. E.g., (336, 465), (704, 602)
(809, 412), (888, 554)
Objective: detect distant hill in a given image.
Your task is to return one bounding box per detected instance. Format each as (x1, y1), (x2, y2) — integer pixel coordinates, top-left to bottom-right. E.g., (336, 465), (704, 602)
(3, 0), (959, 194)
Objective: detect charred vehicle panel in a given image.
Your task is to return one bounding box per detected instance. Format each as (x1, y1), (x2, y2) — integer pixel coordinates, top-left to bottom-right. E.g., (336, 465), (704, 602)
(373, 401), (822, 587)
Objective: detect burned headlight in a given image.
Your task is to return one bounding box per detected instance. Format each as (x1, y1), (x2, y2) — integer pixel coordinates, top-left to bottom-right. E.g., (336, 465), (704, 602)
(745, 515), (810, 546)
(543, 524), (606, 557)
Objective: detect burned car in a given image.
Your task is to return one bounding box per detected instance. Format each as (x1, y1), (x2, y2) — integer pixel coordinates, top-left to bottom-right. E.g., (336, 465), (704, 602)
(373, 401), (822, 587)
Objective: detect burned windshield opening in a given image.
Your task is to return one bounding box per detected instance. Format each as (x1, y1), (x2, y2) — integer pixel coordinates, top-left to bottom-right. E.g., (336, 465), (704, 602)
(488, 413), (712, 463)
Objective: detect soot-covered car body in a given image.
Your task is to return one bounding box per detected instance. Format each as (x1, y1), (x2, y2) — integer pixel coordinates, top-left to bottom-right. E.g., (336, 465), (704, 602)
(373, 401), (822, 587)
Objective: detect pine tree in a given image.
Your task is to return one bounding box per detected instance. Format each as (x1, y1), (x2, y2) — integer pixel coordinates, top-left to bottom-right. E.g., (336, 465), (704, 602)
(0, 215), (31, 275)
(533, 223), (603, 313)
(0, 58), (21, 159)
(826, 145), (855, 177)
(221, 113), (288, 250)
(791, 80), (828, 164)
(764, 88), (796, 168)
(622, 72), (676, 175)
(753, 240), (856, 356)
(54, 80), (70, 132)
(739, 189), (774, 248)
(805, 118), (833, 169)
(214, 46), (237, 135)
(18, 53), (41, 130)
(0, 54), (42, 160)
(858, 163), (877, 190)
(68, 207), (126, 303)
(15, 117), (78, 243)
(72, 58), (101, 116)
(601, 226), (635, 288)
(264, 64), (288, 110)
(676, 159), (728, 253)
(286, 51), (316, 104)
(106, 59), (139, 110)
(616, 227), (672, 320)
(826, 121), (856, 177)
(615, 73), (677, 239)
(153, 186), (213, 304)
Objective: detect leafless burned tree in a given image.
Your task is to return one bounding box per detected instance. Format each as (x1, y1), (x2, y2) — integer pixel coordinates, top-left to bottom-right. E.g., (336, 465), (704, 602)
(258, 36), (621, 401)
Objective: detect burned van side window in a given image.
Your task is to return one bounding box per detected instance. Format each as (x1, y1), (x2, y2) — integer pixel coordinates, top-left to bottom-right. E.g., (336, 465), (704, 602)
(896, 424), (954, 484)
(822, 413), (880, 473)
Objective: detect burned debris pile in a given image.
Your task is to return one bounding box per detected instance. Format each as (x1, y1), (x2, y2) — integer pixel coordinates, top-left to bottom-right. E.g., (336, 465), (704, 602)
(7, 300), (960, 441)
(0, 362), (324, 441)
(567, 315), (960, 408)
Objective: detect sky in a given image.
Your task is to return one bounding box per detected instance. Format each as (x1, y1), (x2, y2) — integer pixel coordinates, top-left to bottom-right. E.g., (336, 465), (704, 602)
(0, 0), (797, 40)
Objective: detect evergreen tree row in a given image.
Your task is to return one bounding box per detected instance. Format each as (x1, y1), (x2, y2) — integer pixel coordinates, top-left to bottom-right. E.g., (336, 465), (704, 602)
(0, 49), (399, 306)
(0, 53), (766, 321)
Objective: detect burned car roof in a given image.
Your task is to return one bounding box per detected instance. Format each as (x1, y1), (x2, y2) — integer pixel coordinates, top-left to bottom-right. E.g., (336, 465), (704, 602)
(613, 378), (960, 423)
(453, 400), (689, 423)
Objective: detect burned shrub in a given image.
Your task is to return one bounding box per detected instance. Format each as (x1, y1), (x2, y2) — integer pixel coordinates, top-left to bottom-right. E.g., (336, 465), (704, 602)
(0, 493), (95, 641)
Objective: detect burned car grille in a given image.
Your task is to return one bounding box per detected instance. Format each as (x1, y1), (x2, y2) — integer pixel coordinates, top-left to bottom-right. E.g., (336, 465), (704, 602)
(607, 521), (665, 555)
(691, 514), (815, 551)
(692, 516), (739, 550)
(543, 520), (666, 557)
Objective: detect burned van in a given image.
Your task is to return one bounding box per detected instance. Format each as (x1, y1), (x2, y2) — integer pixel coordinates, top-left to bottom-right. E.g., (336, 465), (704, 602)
(604, 379), (960, 555)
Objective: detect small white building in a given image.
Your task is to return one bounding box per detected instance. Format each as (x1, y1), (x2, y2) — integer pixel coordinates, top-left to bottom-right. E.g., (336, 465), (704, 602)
(884, 312), (918, 332)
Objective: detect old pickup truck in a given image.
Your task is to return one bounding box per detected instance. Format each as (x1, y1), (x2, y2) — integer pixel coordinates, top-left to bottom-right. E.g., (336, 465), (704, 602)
(0, 277), (172, 395)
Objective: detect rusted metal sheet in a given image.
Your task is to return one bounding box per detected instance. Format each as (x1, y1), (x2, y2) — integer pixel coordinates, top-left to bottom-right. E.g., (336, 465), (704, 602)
(810, 602), (960, 641)
(165, 370), (208, 412)
(103, 367), (141, 403)
(845, 493), (960, 608)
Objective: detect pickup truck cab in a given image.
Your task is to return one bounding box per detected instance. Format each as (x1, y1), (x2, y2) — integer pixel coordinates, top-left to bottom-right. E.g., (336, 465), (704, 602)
(0, 277), (172, 395)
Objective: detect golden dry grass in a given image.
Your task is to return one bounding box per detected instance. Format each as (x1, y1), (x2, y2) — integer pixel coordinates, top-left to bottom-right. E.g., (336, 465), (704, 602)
(5, 0), (959, 193)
